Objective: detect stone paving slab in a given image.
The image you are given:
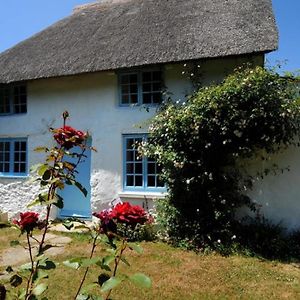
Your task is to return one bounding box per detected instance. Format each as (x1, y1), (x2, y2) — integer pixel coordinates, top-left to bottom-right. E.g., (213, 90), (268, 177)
(0, 233), (72, 268)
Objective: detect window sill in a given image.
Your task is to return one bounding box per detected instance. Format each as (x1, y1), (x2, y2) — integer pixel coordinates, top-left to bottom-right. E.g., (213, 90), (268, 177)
(0, 113), (27, 117)
(0, 174), (28, 179)
(118, 191), (167, 200)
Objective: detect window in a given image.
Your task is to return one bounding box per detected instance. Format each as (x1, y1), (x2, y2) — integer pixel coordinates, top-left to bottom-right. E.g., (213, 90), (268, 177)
(0, 138), (27, 176)
(119, 70), (163, 105)
(0, 84), (27, 115)
(123, 134), (165, 191)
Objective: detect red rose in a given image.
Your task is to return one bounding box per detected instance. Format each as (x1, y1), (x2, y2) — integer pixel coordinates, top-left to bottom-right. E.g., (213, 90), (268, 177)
(13, 212), (41, 233)
(53, 126), (87, 149)
(93, 209), (116, 235)
(110, 202), (148, 225)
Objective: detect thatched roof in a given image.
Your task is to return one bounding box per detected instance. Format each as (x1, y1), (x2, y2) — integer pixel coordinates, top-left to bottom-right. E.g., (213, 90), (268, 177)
(0, 0), (278, 84)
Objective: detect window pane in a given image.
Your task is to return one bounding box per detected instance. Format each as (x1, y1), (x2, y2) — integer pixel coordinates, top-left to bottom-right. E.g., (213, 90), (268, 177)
(142, 72), (152, 82)
(143, 94), (152, 104)
(143, 83), (151, 92)
(127, 175), (134, 186)
(129, 94), (138, 104)
(121, 85), (129, 94)
(20, 163), (26, 173)
(130, 84), (138, 94)
(130, 74), (138, 83)
(147, 176), (156, 187)
(148, 163), (156, 174)
(4, 163), (10, 173)
(153, 82), (161, 91)
(135, 176), (143, 186)
(153, 71), (162, 81)
(121, 75), (129, 84)
(122, 94), (129, 104)
(126, 163), (134, 174)
(20, 142), (26, 151)
(135, 163), (143, 174)
(14, 163), (20, 173)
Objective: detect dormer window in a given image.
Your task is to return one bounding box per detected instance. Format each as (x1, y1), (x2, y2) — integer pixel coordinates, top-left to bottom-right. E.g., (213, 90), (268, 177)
(119, 70), (163, 106)
(0, 84), (27, 115)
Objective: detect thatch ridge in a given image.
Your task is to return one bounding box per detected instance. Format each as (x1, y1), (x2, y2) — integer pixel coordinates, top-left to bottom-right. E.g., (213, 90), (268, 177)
(0, 0), (278, 83)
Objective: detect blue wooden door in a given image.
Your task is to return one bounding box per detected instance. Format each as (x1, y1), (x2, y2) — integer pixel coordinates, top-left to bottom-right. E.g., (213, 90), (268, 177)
(59, 141), (92, 219)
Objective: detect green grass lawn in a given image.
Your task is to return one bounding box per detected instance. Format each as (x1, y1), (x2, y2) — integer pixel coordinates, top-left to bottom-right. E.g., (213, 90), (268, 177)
(1, 227), (300, 299)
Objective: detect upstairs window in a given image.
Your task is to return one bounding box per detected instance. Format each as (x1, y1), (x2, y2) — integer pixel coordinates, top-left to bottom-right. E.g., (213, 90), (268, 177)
(0, 138), (27, 176)
(123, 134), (165, 191)
(119, 70), (163, 106)
(0, 84), (27, 115)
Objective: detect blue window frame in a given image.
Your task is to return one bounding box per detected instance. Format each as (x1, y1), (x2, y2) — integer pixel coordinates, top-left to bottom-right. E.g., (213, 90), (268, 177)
(119, 70), (163, 106)
(123, 134), (165, 191)
(0, 84), (27, 115)
(0, 138), (27, 176)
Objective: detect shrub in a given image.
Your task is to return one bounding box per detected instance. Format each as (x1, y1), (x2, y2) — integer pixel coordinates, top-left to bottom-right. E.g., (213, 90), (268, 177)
(144, 66), (300, 249)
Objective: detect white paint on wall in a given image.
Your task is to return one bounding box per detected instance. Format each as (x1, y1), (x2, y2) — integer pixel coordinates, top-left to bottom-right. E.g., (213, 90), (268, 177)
(0, 56), (268, 221)
(246, 145), (300, 231)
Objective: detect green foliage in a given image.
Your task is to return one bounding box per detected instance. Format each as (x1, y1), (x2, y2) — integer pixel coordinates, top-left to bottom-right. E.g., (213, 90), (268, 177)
(145, 66), (300, 248)
(116, 223), (157, 242)
(62, 225), (151, 300)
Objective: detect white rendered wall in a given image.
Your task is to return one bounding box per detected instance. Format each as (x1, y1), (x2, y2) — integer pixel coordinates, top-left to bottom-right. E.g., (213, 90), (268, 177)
(245, 146), (300, 231)
(0, 56), (265, 219)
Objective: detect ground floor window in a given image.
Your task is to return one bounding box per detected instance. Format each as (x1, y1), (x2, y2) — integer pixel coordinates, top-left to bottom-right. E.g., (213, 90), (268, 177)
(123, 134), (165, 191)
(0, 138), (27, 176)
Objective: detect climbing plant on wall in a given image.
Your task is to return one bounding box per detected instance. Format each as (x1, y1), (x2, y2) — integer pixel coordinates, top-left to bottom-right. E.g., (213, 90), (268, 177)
(143, 66), (300, 247)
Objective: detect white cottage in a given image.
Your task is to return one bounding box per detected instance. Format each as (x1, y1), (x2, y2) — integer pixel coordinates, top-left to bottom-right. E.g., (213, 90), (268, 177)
(0, 0), (283, 223)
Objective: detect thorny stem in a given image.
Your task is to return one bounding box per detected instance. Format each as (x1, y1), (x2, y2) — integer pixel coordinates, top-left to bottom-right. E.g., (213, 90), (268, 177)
(25, 233), (35, 300)
(74, 233), (99, 300)
(105, 239), (127, 300)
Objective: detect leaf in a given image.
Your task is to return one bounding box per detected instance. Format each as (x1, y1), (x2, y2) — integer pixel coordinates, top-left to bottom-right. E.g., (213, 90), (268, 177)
(42, 170), (51, 181)
(17, 288), (26, 299)
(97, 255), (114, 271)
(100, 277), (122, 292)
(129, 273), (152, 288)
(32, 283), (48, 296)
(39, 259), (56, 270)
(34, 147), (49, 153)
(120, 256), (130, 267)
(98, 273), (110, 286)
(20, 262), (33, 271)
(6, 266), (13, 273)
(37, 164), (49, 176)
(62, 220), (74, 230)
(30, 163), (43, 173)
(76, 295), (89, 300)
(10, 274), (23, 287)
(27, 193), (48, 208)
(81, 257), (101, 267)
(128, 243), (143, 254)
(74, 181), (88, 197)
(32, 270), (49, 283)
(52, 193), (64, 209)
(63, 258), (83, 269)
(10, 240), (20, 247)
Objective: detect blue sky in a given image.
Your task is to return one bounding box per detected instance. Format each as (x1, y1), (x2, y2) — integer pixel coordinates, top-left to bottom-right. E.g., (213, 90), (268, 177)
(0, 0), (299, 72)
